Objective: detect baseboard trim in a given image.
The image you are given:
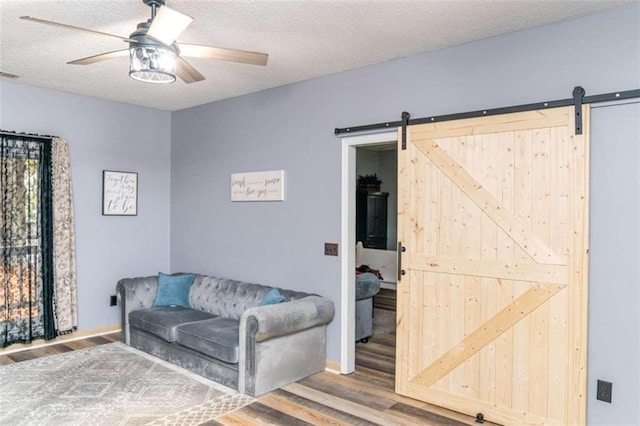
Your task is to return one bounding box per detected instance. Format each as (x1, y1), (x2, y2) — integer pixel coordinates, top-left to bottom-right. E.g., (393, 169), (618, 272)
(0, 324), (121, 355)
(325, 359), (341, 374)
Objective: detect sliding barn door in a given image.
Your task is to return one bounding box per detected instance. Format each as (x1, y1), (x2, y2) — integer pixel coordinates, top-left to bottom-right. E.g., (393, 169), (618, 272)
(395, 106), (589, 425)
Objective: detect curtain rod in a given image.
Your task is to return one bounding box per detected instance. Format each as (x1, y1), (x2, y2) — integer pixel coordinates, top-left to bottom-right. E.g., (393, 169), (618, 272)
(0, 130), (56, 141)
(334, 87), (640, 136)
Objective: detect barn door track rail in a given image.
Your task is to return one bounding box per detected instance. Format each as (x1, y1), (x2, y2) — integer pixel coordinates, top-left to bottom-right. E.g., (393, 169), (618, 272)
(335, 86), (640, 149)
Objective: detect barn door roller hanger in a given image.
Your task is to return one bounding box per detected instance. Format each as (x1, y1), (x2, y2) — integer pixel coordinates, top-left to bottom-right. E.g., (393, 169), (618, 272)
(335, 86), (640, 148)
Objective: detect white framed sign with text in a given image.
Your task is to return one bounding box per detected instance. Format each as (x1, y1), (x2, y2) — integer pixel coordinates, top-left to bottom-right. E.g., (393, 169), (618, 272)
(231, 170), (284, 202)
(102, 170), (138, 216)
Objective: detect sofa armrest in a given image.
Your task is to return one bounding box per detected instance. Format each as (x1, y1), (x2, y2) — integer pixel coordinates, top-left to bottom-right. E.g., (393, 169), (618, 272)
(356, 272), (381, 300)
(240, 295), (334, 342)
(116, 276), (159, 344)
(238, 295), (335, 396)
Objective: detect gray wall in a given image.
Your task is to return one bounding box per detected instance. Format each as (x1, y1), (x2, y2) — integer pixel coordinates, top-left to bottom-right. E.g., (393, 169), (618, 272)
(171, 4), (639, 423)
(0, 81), (171, 330)
(588, 101), (640, 425)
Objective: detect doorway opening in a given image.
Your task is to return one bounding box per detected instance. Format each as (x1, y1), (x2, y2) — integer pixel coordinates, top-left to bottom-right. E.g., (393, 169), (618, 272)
(339, 130), (397, 374)
(355, 142), (397, 330)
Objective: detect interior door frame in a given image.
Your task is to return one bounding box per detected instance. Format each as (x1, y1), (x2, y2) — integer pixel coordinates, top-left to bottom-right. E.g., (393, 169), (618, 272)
(339, 129), (397, 374)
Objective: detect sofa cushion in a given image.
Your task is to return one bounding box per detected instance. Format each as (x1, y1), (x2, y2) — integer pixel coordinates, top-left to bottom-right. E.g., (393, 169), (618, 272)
(176, 318), (240, 364)
(129, 307), (217, 342)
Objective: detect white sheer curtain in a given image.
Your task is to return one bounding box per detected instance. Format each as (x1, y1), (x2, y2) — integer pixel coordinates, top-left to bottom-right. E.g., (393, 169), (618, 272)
(52, 137), (77, 334)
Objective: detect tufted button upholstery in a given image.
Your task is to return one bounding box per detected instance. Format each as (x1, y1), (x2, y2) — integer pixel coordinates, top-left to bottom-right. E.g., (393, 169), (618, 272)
(190, 276), (287, 319)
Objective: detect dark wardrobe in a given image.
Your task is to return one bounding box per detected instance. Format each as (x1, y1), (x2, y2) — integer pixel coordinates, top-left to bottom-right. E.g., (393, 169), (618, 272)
(356, 191), (388, 249)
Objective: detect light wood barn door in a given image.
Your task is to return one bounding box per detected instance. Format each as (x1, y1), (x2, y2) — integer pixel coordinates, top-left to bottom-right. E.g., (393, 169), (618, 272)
(395, 106), (589, 425)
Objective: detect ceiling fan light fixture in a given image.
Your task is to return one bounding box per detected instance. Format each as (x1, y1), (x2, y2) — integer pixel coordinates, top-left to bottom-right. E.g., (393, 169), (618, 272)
(129, 45), (176, 83)
(23, 0), (267, 85)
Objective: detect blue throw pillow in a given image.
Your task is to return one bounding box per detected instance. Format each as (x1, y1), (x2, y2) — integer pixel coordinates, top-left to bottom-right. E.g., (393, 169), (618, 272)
(153, 272), (195, 307)
(260, 287), (285, 306)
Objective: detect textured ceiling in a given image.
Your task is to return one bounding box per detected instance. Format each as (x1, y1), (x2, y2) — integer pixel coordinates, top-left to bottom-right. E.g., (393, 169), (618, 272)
(0, 0), (633, 111)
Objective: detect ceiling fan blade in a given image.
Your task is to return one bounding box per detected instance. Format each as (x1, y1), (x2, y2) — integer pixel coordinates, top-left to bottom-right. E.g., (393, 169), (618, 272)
(20, 16), (135, 43)
(68, 49), (129, 65)
(178, 44), (268, 66)
(176, 57), (205, 84)
(147, 6), (193, 46)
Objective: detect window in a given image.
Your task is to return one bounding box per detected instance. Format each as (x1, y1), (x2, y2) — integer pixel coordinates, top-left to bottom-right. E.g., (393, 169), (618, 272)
(1, 136), (49, 345)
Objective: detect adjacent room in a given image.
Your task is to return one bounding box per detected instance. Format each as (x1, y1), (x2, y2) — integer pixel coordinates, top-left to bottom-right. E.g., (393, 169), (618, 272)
(1, 0), (638, 424)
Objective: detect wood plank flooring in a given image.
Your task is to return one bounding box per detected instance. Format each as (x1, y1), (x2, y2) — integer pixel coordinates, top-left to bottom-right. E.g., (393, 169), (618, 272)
(216, 333), (492, 426)
(0, 333), (120, 365)
(0, 331), (494, 425)
(373, 288), (397, 311)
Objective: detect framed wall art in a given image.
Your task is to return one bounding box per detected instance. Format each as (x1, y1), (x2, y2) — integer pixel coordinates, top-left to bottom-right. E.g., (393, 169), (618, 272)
(102, 170), (138, 216)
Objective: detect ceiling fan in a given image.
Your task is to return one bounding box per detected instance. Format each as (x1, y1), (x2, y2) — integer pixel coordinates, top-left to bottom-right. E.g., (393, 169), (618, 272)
(20, 0), (268, 84)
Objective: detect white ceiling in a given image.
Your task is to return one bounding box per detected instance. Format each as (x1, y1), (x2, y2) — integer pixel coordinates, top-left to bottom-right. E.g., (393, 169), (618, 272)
(0, 0), (634, 111)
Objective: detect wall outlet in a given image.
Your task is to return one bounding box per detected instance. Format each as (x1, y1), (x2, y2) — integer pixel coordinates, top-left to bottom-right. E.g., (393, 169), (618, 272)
(324, 243), (339, 256)
(110, 295), (117, 307)
(597, 379), (612, 403)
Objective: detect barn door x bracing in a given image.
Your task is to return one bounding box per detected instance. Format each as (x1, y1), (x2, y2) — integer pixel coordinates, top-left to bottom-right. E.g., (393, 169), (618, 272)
(395, 106), (589, 425)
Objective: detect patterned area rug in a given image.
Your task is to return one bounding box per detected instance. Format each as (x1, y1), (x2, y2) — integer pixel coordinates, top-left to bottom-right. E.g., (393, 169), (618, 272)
(0, 342), (254, 425)
(373, 307), (396, 334)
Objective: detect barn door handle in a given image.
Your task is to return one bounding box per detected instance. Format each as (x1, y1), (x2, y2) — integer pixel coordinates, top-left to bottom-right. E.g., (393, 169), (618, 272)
(397, 242), (406, 281)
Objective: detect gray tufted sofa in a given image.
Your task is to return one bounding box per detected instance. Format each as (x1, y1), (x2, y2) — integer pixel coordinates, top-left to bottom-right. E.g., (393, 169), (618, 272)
(355, 272), (381, 343)
(116, 274), (335, 396)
